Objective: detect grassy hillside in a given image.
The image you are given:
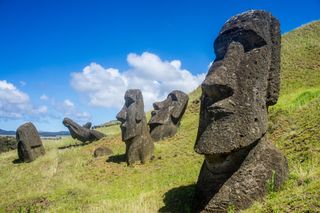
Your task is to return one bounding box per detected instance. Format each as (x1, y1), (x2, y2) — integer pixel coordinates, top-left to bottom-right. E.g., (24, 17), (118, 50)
(247, 21), (320, 212)
(0, 21), (319, 212)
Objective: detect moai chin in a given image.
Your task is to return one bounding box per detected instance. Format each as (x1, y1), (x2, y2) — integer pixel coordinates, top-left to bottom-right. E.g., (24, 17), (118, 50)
(116, 89), (154, 165)
(148, 90), (189, 141)
(16, 122), (45, 162)
(193, 10), (288, 212)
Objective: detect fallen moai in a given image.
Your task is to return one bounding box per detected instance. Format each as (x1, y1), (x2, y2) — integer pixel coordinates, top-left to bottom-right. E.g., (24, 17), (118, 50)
(63, 118), (105, 143)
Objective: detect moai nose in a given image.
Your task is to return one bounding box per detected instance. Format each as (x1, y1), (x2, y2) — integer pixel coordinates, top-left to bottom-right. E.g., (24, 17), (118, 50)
(153, 101), (164, 110)
(116, 107), (127, 123)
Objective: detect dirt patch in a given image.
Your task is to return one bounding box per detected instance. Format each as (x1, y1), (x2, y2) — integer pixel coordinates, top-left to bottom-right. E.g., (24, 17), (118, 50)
(4, 196), (50, 212)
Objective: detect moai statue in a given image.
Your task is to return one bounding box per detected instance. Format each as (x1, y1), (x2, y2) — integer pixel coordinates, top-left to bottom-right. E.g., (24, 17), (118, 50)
(149, 90), (189, 141)
(16, 122), (45, 162)
(63, 118), (105, 143)
(82, 122), (92, 129)
(116, 89), (154, 165)
(192, 10), (288, 212)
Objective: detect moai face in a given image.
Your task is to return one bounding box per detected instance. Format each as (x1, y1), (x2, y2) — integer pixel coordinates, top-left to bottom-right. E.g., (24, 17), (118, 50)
(16, 122), (45, 162)
(194, 10), (280, 155)
(116, 89), (145, 141)
(149, 90), (189, 141)
(192, 11), (284, 212)
(63, 118), (105, 142)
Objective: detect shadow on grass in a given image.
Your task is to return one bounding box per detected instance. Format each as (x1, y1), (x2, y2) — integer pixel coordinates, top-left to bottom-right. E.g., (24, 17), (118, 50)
(106, 154), (126, 164)
(159, 184), (196, 213)
(12, 159), (23, 164)
(58, 142), (89, 150)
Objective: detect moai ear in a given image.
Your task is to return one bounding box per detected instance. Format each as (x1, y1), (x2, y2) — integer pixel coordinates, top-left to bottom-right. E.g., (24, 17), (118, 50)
(134, 90), (145, 122)
(266, 16), (281, 107)
(171, 92), (189, 119)
(171, 104), (184, 119)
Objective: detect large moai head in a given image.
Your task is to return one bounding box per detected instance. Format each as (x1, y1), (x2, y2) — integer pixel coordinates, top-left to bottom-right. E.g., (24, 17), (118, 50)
(148, 90), (189, 141)
(16, 122), (45, 162)
(194, 10), (280, 155)
(116, 89), (146, 142)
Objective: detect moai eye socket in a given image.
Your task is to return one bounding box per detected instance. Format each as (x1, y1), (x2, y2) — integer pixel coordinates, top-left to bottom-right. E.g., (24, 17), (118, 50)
(170, 93), (178, 101)
(202, 83), (234, 103)
(214, 29), (267, 60)
(125, 97), (135, 107)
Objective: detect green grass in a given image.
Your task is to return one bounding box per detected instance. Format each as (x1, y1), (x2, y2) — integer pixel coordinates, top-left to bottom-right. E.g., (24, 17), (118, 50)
(246, 21), (320, 212)
(0, 21), (319, 212)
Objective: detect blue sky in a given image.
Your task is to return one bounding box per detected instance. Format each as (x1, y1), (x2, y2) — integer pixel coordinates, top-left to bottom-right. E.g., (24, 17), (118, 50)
(0, 0), (319, 131)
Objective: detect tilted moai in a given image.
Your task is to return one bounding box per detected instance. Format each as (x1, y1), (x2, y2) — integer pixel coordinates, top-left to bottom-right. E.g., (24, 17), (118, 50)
(63, 118), (105, 143)
(82, 122), (92, 129)
(16, 122), (45, 162)
(193, 10), (288, 212)
(116, 89), (154, 165)
(149, 90), (189, 141)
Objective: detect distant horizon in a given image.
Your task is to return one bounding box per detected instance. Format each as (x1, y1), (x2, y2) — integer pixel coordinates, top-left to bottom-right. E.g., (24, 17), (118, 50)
(1, 0), (319, 131)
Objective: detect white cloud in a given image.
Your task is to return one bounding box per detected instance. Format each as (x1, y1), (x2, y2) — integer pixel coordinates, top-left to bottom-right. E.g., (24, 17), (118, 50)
(19, 81), (27, 87)
(0, 80), (90, 125)
(0, 80), (47, 119)
(71, 52), (205, 110)
(37, 105), (48, 113)
(0, 80), (30, 120)
(40, 94), (48, 101)
(63, 99), (74, 108)
(53, 99), (91, 123)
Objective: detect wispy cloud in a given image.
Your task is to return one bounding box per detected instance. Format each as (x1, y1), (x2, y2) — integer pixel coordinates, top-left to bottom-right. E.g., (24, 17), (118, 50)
(0, 80), (90, 123)
(40, 94), (48, 101)
(71, 52), (205, 110)
(0, 80), (46, 120)
(19, 81), (27, 87)
(60, 99), (91, 122)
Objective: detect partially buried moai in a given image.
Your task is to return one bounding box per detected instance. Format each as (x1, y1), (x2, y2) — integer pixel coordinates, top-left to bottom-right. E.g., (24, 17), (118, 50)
(192, 10), (288, 212)
(16, 122), (45, 162)
(116, 89), (154, 165)
(148, 90), (189, 141)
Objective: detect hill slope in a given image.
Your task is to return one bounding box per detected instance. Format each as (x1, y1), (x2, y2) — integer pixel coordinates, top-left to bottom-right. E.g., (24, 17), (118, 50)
(0, 21), (319, 212)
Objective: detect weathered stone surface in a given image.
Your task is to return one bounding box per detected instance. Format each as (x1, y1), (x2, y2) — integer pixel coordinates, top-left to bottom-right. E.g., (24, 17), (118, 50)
(63, 118), (105, 143)
(193, 10), (288, 212)
(82, 122), (92, 129)
(16, 122), (45, 162)
(116, 89), (154, 165)
(149, 90), (189, 141)
(93, 146), (113, 157)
